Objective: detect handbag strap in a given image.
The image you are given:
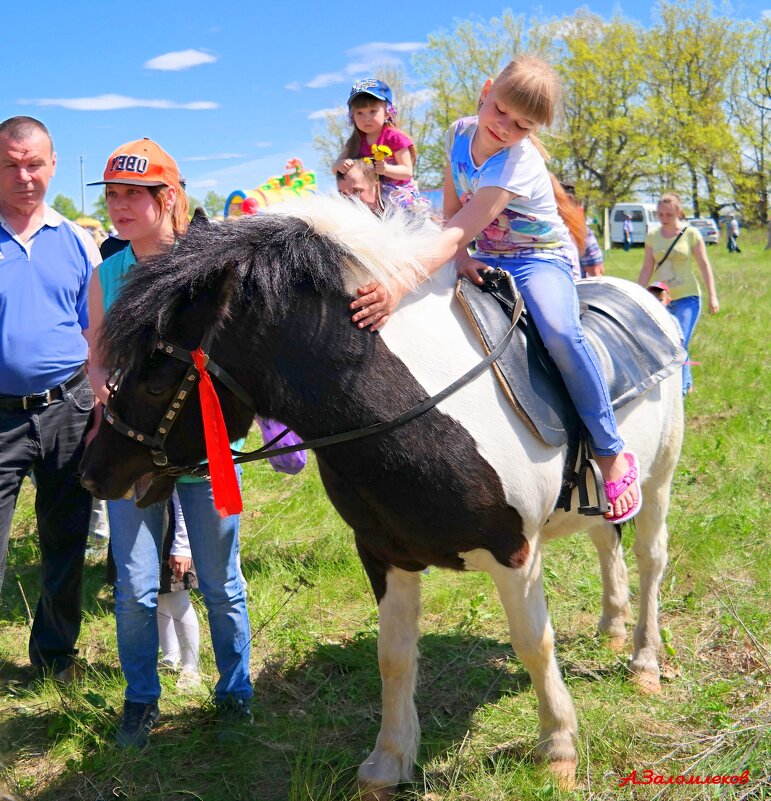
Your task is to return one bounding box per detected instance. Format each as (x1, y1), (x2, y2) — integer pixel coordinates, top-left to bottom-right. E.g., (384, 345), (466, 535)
(655, 226), (688, 271)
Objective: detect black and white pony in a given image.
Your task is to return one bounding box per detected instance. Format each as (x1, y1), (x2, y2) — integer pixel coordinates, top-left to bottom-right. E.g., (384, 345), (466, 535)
(81, 195), (683, 795)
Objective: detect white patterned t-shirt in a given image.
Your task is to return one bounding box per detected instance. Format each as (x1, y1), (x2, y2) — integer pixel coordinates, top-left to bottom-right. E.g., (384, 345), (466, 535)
(445, 117), (571, 256)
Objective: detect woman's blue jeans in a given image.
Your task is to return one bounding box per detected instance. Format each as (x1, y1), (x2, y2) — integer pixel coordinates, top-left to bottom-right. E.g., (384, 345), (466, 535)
(668, 295), (701, 394)
(475, 252), (624, 457)
(108, 475), (252, 705)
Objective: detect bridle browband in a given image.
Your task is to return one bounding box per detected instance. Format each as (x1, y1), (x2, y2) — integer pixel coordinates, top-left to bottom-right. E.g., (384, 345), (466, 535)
(102, 277), (524, 480)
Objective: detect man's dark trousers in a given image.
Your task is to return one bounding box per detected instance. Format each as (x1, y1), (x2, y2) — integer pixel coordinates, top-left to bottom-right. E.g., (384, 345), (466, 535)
(0, 376), (93, 672)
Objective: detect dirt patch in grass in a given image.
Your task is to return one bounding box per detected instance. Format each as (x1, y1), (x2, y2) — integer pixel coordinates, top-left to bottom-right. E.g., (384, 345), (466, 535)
(687, 409), (738, 433)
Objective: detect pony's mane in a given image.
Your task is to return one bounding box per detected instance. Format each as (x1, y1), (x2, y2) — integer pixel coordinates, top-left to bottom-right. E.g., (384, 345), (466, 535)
(100, 193), (441, 370)
(263, 193), (439, 294)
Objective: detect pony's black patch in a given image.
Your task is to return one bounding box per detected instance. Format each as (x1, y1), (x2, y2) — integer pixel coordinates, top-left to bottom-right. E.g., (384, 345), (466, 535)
(87, 209), (528, 603)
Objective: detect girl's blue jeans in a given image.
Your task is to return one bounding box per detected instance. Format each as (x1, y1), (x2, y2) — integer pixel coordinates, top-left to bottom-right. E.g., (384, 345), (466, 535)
(475, 252), (624, 457)
(108, 473), (252, 705)
(668, 295), (701, 394)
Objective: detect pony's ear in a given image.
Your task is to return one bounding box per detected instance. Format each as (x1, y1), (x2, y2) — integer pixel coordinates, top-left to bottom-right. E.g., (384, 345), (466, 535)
(208, 260), (239, 319)
(190, 207), (209, 228)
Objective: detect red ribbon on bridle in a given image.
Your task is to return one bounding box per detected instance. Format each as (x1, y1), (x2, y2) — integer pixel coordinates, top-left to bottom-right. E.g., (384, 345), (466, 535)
(191, 347), (242, 517)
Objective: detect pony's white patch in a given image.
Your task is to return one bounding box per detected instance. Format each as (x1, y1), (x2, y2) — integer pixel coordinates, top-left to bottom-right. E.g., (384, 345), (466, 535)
(262, 193), (441, 294)
(267, 196), (684, 541)
(380, 262), (563, 529)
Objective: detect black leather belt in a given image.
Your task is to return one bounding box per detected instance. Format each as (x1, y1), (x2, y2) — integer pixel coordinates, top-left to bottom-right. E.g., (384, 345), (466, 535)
(0, 365), (88, 411)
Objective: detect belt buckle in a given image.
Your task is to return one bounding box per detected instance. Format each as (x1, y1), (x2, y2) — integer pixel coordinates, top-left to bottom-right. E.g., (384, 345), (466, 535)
(21, 389), (53, 411)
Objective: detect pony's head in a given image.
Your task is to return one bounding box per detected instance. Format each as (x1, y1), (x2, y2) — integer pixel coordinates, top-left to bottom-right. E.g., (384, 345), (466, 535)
(81, 194), (441, 502)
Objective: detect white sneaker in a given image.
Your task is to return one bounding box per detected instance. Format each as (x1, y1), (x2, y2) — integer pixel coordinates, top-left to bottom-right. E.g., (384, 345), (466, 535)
(159, 657), (179, 672)
(176, 668), (202, 692)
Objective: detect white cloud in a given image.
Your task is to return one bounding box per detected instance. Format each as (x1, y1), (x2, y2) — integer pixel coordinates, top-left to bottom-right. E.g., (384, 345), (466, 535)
(346, 41), (426, 59)
(182, 153), (245, 162)
(404, 88), (433, 106)
(307, 71), (349, 89)
(763, 9), (771, 17)
(253, 142), (272, 148)
(285, 81), (302, 91)
(295, 40), (427, 90)
(308, 105), (347, 120)
(21, 94), (219, 111)
(144, 49), (217, 71)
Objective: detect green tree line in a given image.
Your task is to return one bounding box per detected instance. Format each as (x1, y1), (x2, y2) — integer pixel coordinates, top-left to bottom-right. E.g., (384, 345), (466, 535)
(314, 1), (770, 225)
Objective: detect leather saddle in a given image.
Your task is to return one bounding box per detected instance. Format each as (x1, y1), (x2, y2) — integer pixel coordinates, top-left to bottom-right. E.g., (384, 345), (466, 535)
(456, 270), (686, 448)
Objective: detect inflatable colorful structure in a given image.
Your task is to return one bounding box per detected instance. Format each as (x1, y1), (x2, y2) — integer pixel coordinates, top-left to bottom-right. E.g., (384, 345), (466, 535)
(224, 158), (317, 217)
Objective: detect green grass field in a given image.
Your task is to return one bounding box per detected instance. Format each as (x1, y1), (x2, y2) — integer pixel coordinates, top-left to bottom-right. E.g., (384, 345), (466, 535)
(1, 233), (769, 801)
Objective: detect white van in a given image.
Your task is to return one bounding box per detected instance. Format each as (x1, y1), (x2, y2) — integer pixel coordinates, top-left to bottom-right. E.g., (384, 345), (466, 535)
(610, 203), (658, 246)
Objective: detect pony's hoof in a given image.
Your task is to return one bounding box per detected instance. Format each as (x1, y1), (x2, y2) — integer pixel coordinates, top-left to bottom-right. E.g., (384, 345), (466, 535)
(548, 759), (577, 790)
(607, 635), (627, 652)
(631, 669), (661, 694)
(356, 781), (396, 801)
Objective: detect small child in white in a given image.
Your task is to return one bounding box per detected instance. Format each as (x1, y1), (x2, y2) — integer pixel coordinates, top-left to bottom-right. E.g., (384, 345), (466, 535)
(157, 490), (201, 691)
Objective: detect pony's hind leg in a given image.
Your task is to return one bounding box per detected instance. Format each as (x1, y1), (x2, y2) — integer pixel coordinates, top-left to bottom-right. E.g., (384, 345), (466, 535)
(357, 566), (421, 800)
(587, 522), (631, 650)
(464, 544), (578, 789)
(628, 484), (670, 694)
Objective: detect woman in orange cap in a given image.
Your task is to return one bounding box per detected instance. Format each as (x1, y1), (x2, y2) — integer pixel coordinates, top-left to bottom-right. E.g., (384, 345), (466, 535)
(86, 138), (253, 749)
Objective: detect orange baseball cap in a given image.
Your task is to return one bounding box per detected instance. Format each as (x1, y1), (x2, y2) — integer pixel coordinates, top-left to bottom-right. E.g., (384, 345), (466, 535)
(88, 138), (182, 188)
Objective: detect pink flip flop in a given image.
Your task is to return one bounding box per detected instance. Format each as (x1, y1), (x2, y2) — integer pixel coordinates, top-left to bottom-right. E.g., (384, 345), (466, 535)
(604, 452), (642, 524)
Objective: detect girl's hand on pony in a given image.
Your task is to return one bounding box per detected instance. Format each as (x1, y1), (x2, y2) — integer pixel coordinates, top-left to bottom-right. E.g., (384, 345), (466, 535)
(456, 251), (488, 285)
(168, 555), (192, 580)
(350, 281), (407, 332)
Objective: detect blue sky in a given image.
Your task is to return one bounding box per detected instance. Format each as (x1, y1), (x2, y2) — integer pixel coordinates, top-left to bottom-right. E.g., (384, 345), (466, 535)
(4, 0), (768, 215)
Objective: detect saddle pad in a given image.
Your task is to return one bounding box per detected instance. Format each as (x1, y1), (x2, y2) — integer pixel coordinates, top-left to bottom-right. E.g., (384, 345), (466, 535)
(456, 277), (685, 447)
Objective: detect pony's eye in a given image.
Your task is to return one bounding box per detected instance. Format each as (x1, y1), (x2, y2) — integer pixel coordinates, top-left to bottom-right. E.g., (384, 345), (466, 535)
(145, 385), (166, 398)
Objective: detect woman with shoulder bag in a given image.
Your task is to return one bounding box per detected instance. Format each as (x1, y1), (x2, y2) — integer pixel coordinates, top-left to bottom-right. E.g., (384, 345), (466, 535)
(638, 192), (719, 396)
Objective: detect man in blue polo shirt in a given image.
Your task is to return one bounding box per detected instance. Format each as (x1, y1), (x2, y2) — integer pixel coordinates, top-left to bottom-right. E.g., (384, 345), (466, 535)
(0, 116), (101, 681)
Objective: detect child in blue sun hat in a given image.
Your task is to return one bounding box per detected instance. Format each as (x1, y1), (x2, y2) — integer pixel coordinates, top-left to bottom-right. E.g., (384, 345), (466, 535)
(332, 78), (422, 209)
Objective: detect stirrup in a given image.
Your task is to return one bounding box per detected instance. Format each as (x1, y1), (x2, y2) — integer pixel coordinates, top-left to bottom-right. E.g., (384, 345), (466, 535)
(577, 457), (611, 516)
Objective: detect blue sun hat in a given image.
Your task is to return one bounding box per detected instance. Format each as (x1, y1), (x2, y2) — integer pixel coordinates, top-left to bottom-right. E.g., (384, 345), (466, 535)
(347, 78), (396, 123)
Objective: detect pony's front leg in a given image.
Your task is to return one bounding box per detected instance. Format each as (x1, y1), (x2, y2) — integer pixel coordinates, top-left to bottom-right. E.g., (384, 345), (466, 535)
(466, 544), (578, 789)
(587, 522), (631, 649)
(629, 483), (670, 694)
(357, 566), (421, 800)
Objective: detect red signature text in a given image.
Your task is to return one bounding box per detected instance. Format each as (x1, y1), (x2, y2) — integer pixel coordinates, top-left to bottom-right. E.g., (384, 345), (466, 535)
(619, 769), (749, 787)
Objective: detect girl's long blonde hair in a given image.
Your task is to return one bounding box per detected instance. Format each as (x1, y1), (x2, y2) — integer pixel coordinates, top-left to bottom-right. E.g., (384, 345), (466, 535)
(493, 53), (561, 161)
(549, 174), (586, 254)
